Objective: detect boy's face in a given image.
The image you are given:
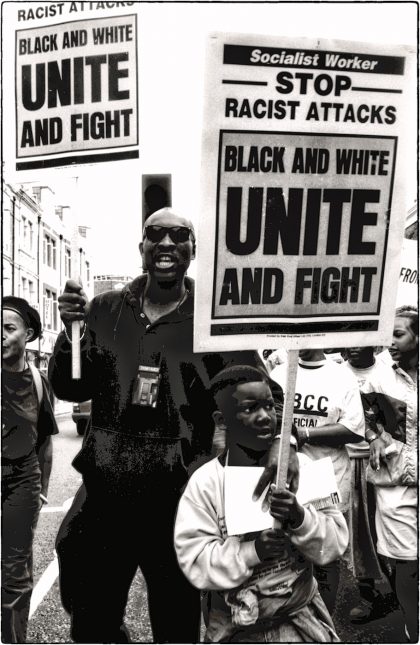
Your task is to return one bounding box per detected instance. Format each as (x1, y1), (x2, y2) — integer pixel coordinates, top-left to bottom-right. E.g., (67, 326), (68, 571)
(221, 380), (276, 451)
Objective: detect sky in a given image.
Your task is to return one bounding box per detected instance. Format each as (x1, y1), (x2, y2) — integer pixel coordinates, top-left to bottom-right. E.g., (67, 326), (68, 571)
(3, 1), (418, 280)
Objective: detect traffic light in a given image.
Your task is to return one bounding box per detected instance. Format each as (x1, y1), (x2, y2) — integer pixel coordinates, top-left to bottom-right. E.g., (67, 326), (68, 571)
(142, 174), (172, 225)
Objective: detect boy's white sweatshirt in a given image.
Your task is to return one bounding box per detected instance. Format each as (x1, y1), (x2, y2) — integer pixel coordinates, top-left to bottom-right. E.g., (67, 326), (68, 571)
(174, 454), (348, 594)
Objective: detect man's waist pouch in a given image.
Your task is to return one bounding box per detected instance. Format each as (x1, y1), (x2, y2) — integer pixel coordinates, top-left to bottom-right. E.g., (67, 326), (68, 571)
(73, 425), (189, 496)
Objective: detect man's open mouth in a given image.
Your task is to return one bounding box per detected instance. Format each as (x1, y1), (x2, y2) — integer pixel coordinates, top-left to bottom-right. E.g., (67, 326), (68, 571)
(154, 255), (176, 270)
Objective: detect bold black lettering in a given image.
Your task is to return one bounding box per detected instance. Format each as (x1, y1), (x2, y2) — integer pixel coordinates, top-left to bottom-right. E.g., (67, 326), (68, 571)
(241, 268), (262, 304)
(275, 71), (294, 94)
(225, 187), (262, 255)
(34, 118), (49, 145)
(339, 267), (360, 303)
(321, 267), (340, 303)
(108, 53), (129, 100)
(294, 268), (312, 304)
(105, 111), (120, 137)
(20, 121), (35, 147)
(385, 105), (396, 124)
(324, 189), (351, 254)
(85, 55), (107, 102)
(348, 189), (379, 255)
(303, 189), (321, 254)
(22, 64), (45, 111)
(262, 268), (283, 304)
(224, 146), (237, 171)
(311, 267), (321, 304)
(361, 268), (377, 302)
(219, 268), (240, 305)
(47, 59), (71, 107)
(263, 188), (302, 255)
(74, 57), (84, 104)
(336, 149), (352, 174)
(225, 98), (238, 117)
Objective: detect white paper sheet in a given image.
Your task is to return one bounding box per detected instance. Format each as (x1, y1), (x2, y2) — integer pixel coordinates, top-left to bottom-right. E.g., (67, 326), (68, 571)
(224, 466), (271, 536)
(224, 456), (340, 536)
(295, 457), (340, 506)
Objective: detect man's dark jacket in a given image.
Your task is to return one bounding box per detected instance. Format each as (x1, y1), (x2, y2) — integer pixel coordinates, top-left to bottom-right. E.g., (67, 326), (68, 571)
(49, 275), (262, 497)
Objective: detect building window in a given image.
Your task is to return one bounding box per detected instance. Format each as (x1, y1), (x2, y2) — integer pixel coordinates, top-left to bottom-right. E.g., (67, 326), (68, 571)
(3, 211), (13, 256)
(22, 218), (34, 252)
(22, 216), (28, 247)
(28, 280), (35, 304)
(44, 288), (58, 331)
(43, 234), (57, 269)
(28, 221), (33, 251)
(21, 276), (28, 300)
(65, 246), (71, 278)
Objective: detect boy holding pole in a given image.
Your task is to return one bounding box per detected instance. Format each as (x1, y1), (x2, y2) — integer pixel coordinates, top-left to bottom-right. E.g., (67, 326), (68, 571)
(174, 365), (348, 642)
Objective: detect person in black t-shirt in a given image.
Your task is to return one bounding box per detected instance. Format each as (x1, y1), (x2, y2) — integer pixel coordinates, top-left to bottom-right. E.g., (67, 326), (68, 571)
(2, 296), (58, 643)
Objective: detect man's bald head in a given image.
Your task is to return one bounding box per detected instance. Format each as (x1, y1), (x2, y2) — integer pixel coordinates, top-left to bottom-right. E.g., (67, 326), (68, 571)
(143, 208), (194, 237)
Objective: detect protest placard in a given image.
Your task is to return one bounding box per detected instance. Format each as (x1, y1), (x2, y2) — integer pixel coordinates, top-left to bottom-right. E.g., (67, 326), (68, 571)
(396, 238), (418, 308)
(14, 12), (138, 170)
(195, 33), (415, 352)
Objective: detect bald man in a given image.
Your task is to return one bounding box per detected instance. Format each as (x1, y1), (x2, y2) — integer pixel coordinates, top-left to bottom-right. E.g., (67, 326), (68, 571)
(50, 209), (262, 643)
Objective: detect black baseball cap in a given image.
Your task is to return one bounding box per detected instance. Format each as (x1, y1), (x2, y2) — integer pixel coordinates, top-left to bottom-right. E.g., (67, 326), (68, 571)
(2, 296), (42, 341)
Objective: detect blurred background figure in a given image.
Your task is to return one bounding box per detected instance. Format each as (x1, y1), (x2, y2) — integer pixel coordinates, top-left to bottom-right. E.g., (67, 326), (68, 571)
(2, 296), (58, 643)
(271, 348), (365, 615)
(340, 346), (390, 624)
(362, 306), (418, 643)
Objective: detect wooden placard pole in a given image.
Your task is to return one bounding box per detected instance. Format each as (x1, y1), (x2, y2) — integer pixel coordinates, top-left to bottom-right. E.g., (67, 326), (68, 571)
(71, 178), (81, 380)
(273, 349), (299, 528)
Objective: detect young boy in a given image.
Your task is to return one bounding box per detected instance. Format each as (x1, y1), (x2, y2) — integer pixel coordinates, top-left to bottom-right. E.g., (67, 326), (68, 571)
(174, 365), (348, 642)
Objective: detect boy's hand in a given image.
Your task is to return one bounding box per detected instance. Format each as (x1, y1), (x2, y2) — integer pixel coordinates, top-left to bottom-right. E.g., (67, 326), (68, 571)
(253, 438), (299, 510)
(269, 486), (305, 529)
(254, 528), (286, 561)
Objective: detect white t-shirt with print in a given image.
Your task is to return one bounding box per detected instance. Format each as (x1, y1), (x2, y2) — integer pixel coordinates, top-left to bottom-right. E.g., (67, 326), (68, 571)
(271, 359), (365, 511)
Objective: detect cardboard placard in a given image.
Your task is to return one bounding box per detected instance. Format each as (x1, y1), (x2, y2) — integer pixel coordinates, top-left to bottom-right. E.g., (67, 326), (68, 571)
(195, 33), (415, 351)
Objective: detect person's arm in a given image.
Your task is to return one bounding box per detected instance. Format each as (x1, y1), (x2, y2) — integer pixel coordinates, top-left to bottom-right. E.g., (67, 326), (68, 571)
(36, 435), (53, 501)
(287, 505), (349, 566)
(297, 422), (364, 447)
(174, 477), (260, 591)
(298, 373), (366, 448)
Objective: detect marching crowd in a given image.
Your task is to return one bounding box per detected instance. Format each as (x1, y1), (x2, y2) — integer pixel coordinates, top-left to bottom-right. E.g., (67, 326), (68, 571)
(2, 208), (418, 644)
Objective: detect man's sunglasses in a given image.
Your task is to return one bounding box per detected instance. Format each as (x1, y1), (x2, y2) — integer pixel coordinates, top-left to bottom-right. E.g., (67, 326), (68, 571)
(144, 225), (193, 244)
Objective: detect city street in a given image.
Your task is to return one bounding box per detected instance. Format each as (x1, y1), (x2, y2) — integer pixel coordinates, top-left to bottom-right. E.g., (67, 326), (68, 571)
(27, 414), (407, 644)
(27, 414), (153, 643)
